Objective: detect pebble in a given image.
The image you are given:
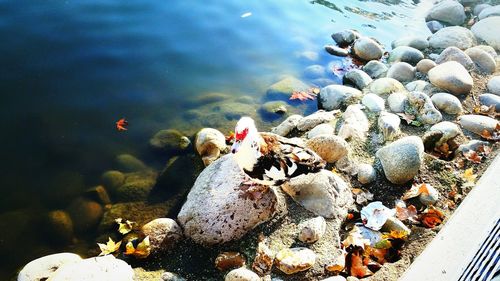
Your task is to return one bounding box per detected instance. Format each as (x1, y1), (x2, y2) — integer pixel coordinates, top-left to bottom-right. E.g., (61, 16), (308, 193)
(479, 93), (500, 111)
(357, 163), (377, 184)
(426, 0), (466, 25)
(343, 69), (373, 90)
(465, 47), (496, 74)
(378, 111), (401, 142)
(426, 20), (445, 34)
(297, 110), (337, 131)
(457, 140), (490, 154)
(225, 268), (260, 281)
(141, 218), (183, 253)
(487, 76), (500, 96)
(275, 248), (316, 274)
(387, 92), (409, 113)
(430, 121), (462, 146)
(435, 46), (474, 70)
(419, 184), (440, 206)
(428, 61), (473, 95)
(303, 65), (326, 79)
(391, 36), (429, 51)
(338, 104), (369, 140)
(18, 253), (82, 281)
(386, 62), (415, 82)
(362, 93), (385, 112)
(459, 115), (499, 136)
(474, 45), (497, 59)
(325, 45), (349, 57)
(471, 16), (500, 52)
(388, 46), (424, 66)
(271, 114), (303, 136)
(407, 91), (442, 125)
(331, 29), (358, 46)
(306, 135), (349, 163)
(261, 101), (288, 115)
(101, 170), (125, 194)
(429, 26), (477, 50)
(363, 60), (388, 79)
(478, 5), (500, 20)
(369, 78), (405, 96)
(405, 80), (439, 95)
(431, 93), (463, 115)
(195, 128), (227, 166)
(416, 59), (437, 74)
(252, 239), (274, 275)
(317, 85), (362, 111)
(307, 123), (334, 139)
(298, 216), (327, 243)
(352, 37), (384, 61)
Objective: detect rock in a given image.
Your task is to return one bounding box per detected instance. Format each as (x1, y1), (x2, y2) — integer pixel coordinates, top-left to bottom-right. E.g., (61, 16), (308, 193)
(369, 78), (405, 96)
(435, 47), (474, 69)
(459, 115), (499, 136)
(161, 272), (186, 281)
(195, 128), (227, 166)
(430, 121), (462, 146)
(357, 164), (376, 185)
(322, 277), (347, 281)
(303, 65), (326, 79)
(101, 170), (125, 195)
(405, 80), (439, 94)
(177, 155), (283, 245)
(431, 93), (463, 114)
(261, 101), (288, 116)
(429, 26), (477, 50)
(307, 123), (334, 139)
(418, 185), (440, 206)
(465, 47), (496, 74)
(388, 46), (424, 66)
(225, 267), (260, 281)
(479, 93), (500, 111)
(386, 62), (415, 82)
(282, 170), (353, 219)
(48, 255), (133, 281)
(338, 104), (369, 140)
(298, 216), (327, 243)
(84, 185), (111, 206)
(325, 45), (349, 57)
(116, 154), (148, 172)
(426, 0), (466, 25)
(343, 69), (373, 90)
(487, 76), (500, 95)
(141, 218), (182, 254)
(46, 210), (74, 245)
(457, 140), (490, 154)
(378, 112), (401, 142)
(317, 85), (362, 111)
(18, 253), (82, 281)
(188, 92), (230, 106)
(331, 30), (358, 46)
(67, 198), (103, 233)
(271, 115), (303, 136)
(474, 45), (497, 58)
(149, 129), (190, 153)
(387, 92), (409, 113)
(416, 59), (437, 74)
(352, 37), (384, 61)
(426, 20), (445, 34)
(428, 61), (473, 95)
(115, 170), (156, 202)
(252, 238), (274, 275)
(381, 217), (411, 235)
(99, 201), (170, 233)
(376, 136), (424, 184)
(391, 36), (429, 51)
(363, 60), (388, 79)
(215, 252), (246, 271)
(275, 248), (316, 274)
(475, 4), (492, 16)
(306, 135), (349, 163)
(406, 91), (442, 125)
(297, 110), (337, 131)
(471, 16), (500, 52)
(266, 76), (309, 101)
(362, 93), (385, 112)
(478, 5), (500, 20)
(312, 78), (336, 87)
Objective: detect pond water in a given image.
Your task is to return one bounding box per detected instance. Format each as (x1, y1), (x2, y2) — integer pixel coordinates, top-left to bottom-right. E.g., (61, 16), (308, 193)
(0, 0), (432, 278)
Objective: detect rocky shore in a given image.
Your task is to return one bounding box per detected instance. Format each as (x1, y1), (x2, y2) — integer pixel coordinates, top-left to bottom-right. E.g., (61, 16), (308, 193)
(15, 0), (500, 280)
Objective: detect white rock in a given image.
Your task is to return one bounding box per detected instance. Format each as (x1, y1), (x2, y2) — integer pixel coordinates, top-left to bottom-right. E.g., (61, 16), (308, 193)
(271, 114), (303, 136)
(18, 253), (82, 281)
(430, 121), (462, 146)
(431, 93), (463, 114)
(307, 123), (334, 139)
(362, 93), (385, 112)
(48, 255), (134, 281)
(387, 92), (409, 113)
(487, 76), (500, 96)
(471, 16), (500, 52)
(436, 47), (474, 70)
(338, 104), (369, 140)
(357, 164), (376, 185)
(378, 112), (401, 142)
(429, 26), (477, 50)
(474, 4), (492, 16)
(428, 61), (473, 95)
(465, 47), (496, 74)
(369, 78), (405, 96)
(318, 85), (363, 111)
(405, 80), (439, 94)
(479, 93), (500, 111)
(391, 36), (429, 51)
(275, 248), (316, 274)
(306, 135), (349, 163)
(353, 37), (384, 61)
(298, 216), (327, 243)
(407, 91), (443, 125)
(478, 5), (500, 20)
(195, 128), (227, 166)
(459, 115), (500, 136)
(141, 218), (183, 253)
(386, 62), (416, 82)
(225, 267), (260, 281)
(297, 110), (337, 131)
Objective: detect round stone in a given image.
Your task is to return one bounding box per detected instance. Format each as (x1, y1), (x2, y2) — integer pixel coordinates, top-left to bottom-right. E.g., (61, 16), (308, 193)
(275, 248), (316, 275)
(431, 93), (463, 114)
(357, 164), (376, 184)
(429, 26), (477, 50)
(487, 76), (500, 96)
(298, 216), (327, 243)
(307, 123), (334, 139)
(478, 5), (500, 20)
(362, 93), (385, 112)
(325, 45), (349, 57)
(479, 93), (500, 111)
(387, 92), (409, 113)
(363, 60), (388, 79)
(426, 0), (466, 25)
(435, 47), (474, 70)
(386, 62), (415, 82)
(331, 29), (358, 46)
(343, 69), (373, 90)
(306, 135), (349, 163)
(225, 268), (260, 281)
(465, 47), (496, 74)
(369, 78), (405, 96)
(353, 37), (384, 61)
(391, 36), (429, 51)
(428, 61), (473, 95)
(388, 46), (424, 66)
(471, 16), (500, 52)
(416, 59), (437, 74)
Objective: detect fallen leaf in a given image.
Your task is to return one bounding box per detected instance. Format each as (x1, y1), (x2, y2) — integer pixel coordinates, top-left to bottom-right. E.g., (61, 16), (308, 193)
(365, 246), (387, 264)
(124, 236), (151, 258)
(395, 204), (418, 223)
(325, 251), (346, 273)
(462, 168), (477, 188)
(349, 251), (373, 278)
(290, 91), (316, 101)
(463, 150), (482, 164)
(419, 207), (444, 228)
(396, 113), (415, 125)
(97, 237), (122, 256)
(115, 218), (136, 235)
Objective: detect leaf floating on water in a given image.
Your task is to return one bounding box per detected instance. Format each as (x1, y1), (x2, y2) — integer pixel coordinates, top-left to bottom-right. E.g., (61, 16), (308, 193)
(419, 207), (444, 228)
(97, 237), (122, 256)
(115, 218), (137, 235)
(289, 91), (316, 101)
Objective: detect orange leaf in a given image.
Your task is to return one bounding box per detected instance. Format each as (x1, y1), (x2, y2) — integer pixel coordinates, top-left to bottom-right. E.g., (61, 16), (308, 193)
(419, 207), (444, 228)
(350, 252), (373, 278)
(463, 150), (482, 164)
(290, 91), (316, 101)
(365, 246), (387, 264)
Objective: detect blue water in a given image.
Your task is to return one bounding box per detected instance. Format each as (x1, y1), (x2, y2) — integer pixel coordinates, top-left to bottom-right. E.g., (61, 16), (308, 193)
(0, 0), (432, 277)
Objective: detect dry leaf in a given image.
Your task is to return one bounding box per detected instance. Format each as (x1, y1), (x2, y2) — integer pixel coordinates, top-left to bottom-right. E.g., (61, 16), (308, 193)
(326, 251), (347, 273)
(463, 150), (482, 164)
(365, 246), (387, 264)
(349, 251), (373, 278)
(419, 207), (444, 228)
(462, 168), (477, 188)
(396, 113), (415, 125)
(124, 236), (151, 258)
(290, 91), (316, 101)
(395, 204), (418, 223)
(97, 237), (122, 256)
(115, 218), (136, 235)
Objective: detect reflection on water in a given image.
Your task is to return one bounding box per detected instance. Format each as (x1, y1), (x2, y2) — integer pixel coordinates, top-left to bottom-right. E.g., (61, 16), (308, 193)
(0, 0), (431, 278)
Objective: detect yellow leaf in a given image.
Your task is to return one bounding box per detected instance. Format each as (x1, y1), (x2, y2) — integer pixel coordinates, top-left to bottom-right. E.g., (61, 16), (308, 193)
(462, 168), (477, 188)
(123, 236), (151, 259)
(97, 237), (121, 256)
(115, 218), (136, 235)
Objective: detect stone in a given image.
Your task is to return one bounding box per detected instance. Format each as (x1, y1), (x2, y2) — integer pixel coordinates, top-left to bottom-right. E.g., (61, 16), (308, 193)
(322, 277), (347, 281)
(84, 185), (111, 206)
(362, 93), (385, 112)
(387, 92), (409, 113)
(331, 30), (358, 46)
(195, 128), (227, 166)
(343, 69), (373, 90)
(386, 62), (415, 82)
(306, 135), (349, 163)
(282, 170), (353, 219)
(115, 170), (156, 202)
(161, 272), (186, 281)
(99, 202), (170, 233)
(338, 104), (369, 140)
(479, 93), (500, 111)
(381, 217), (411, 235)
(406, 91), (442, 125)
(149, 129), (190, 153)
(388, 46), (424, 66)
(431, 93), (463, 114)
(275, 248), (316, 274)
(478, 5), (500, 20)
(303, 65), (326, 79)
(357, 164), (376, 185)
(352, 37), (384, 61)
(474, 4), (492, 16)
(317, 85), (362, 111)
(48, 255), (133, 281)
(459, 115), (499, 136)
(363, 60), (388, 79)
(369, 78), (405, 96)
(141, 218), (183, 254)
(435, 47), (474, 70)
(376, 136), (424, 184)
(188, 92), (230, 106)
(18, 253), (82, 281)
(325, 45), (349, 57)
(405, 80), (439, 94)
(312, 78), (336, 87)
(426, 0), (466, 25)
(266, 76), (309, 101)
(101, 170), (125, 195)
(297, 110), (337, 131)
(471, 16), (500, 51)
(252, 238), (274, 275)
(429, 26), (477, 50)
(307, 123), (334, 139)
(271, 115), (303, 136)
(225, 267), (260, 281)
(465, 47), (496, 74)
(457, 140), (490, 154)
(428, 61), (473, 95)
(391, 36), (429, 51)
(416, 59), (437, 74)
(67, 198), (103, 233)
(429, 121), (462, 146)
(378, 112), (401, 142)
(46, 210), (74, 245)
(177, 155), (283, 245)
(426, 20), (445, 34)
(298, 216), (327, 243)
(487, 76), (500, 95)
(474, 45), (497, 59)
(261, 101), (287, 116)
(116, 154), (148, 172)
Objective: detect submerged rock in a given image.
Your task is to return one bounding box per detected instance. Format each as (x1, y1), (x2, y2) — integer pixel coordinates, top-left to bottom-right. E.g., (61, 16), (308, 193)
(318, 85), (362, 111)
(99, 201), (170, 233)
(18, 253), (82, 281)
(388, 46), (424, 66)
(271, 114), (303, 136)
(141, 218), (182, 254)
(352, 37), (384, 61)
(149, 129), (190, 153)
(275, 248), (316, 274)
(431, 93), (463, 114)
(363, 60), (388, 79)
(46, 210), (74, 245)
(428, 61), (473, 95)
(101, 170), (125, 195)
(426, 0), (466, 25)
(261, 101), (288, 116)
(116, 154), (148, 172)
(48, 255), (133, 281)
(325, 45), (349, 57)
(306, 135), (349, 163)
(67, 198), (103, 233)
(303, 65), (326, 79)
(266, 76), (309, 101)
(428, 26), (477, 50)
(298, 216), (327, 243)
(195, 128), (227, 166)
(331, 29), (358, 46)
(115, 170), (157, 202)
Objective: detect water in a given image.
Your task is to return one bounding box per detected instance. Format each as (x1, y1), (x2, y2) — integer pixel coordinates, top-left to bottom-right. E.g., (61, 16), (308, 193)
(0, 0), (432, 277)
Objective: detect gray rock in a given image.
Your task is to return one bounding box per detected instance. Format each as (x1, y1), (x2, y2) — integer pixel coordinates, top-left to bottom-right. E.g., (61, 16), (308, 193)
(357, 163), (376, 184)
(271, 115), (303, 136)
(407, 91), (443, 125)
(391, 36), (429, 51)
(318, 85), (362, 111)
(303, 65), (326, 79)
(282, 170), (353, 219)
(426, 0), (466, 25)
(362, 93), (385, 112)
(428, 61), (473, 95)
(435, 47), (474, 69)
(378, 111), (401, 142)
(306, 135), (349, 163)
(195, 128), (227, 166)
(67, 198), (103, 233)
(429, 26), (477, 50)
(471, 16), (500, 52)
(48, 255), (134, 281)
(331, 30), (358, 46)
(457, 140), (490, 154)
(388, 46), (424, 66)
(338, 104), (369, 140)
(487, 76), (500, 95)
(353, 37), (384, 61)
(478, 5), (500, 20)
(141, 218), (183, 254)
(312, 78), (336, 87)
(297, 110), (337, 131)
(465, 47), (496, 74)
(386, 62), (415, 82)
(431, 93), (463, 114)
(18, 253), (82, 281)
(430, 121), (462, 146)
(307, 123), (334, 139)
(479, 93), (500, 111)
(266, 76), (310, 100)
(343, 69), (373, 90)
(474, 4), (492, 16)
(325, 45), (349, 57)
(261, 101), (288, 115)
(298, 216), (327, 243)
(405, 80), (439, 94)
(101, 170), (125, 195)
(459, 115), (499, 136)
(376, 136), (424, 184)
(416, 59), (437, 74)
(474, 45), (497, 58)
(225, 268), (260, 281)
(116, 154), (148, 172)
(388, 92), (409, 113)
(177, 155), (284, 245)
(369, 78), (405, 96)
(427, 20), (445, 34)
(363, 60), (388, 79)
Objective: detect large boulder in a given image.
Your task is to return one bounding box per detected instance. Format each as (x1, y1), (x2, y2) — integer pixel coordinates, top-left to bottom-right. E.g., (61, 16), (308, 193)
(426, 0), (466, 25)
(48, 255), (134, 281)
(428, 26), (477, 50)
(472, 16), (500, 51)
(266, 76), (309, 100)
(18, 253), (82, 281)
(428, 61), (473, 95)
